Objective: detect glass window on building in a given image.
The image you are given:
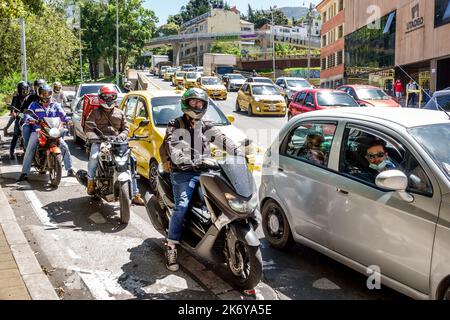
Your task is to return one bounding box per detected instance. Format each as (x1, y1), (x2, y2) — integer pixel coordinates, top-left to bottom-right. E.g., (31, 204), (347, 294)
(338, 25), (343, 39)
(337, 50), (343, 65)
(345, 11), (396, 81)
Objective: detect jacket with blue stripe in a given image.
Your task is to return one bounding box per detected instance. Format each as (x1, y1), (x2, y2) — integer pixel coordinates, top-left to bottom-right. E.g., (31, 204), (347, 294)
(24, 101), (69, 132)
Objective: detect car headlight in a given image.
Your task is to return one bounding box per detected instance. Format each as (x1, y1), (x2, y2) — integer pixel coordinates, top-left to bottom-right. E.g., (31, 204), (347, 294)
(225, 193), (258, 213)
(114, 156), (128, 166)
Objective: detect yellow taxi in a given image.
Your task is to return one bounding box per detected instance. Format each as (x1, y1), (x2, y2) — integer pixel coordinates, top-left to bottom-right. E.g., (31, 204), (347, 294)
(184, 71), (202, 89)
(163, 67), (176, 81)
(119, 90), (264, 191)
(236, 82), (287, 116)
(195, 76), (227, 100)
(172, 71), (186, 87)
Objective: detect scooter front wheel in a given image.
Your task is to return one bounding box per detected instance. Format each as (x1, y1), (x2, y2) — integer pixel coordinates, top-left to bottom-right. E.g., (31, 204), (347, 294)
(227, 241), (262, 290)
(49, 154), (62, 187)
(119, 181), (131, 224)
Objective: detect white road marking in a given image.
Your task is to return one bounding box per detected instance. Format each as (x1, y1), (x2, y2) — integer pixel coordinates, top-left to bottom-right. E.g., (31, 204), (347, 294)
(67, 248), (81, 259)
(24, 190), (57, 228)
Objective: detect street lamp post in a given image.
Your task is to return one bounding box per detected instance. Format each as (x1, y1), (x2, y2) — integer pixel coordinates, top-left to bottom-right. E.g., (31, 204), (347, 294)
(307, 2), (313, 82)
(19, 17), (27, 82)
(116, 0), (120, 86)
(271, 6), (277, 80)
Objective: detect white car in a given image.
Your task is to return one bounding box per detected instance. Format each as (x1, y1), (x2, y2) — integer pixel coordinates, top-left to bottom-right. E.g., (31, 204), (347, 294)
(275, 77), (314, 104)
(69, 83), (122, 113)
(260, 107), (450, 300)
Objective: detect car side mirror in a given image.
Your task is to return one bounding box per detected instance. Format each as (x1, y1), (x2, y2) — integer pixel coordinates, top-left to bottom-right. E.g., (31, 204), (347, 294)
(375, 170), (414, 203)
(226, 114), (235, 123)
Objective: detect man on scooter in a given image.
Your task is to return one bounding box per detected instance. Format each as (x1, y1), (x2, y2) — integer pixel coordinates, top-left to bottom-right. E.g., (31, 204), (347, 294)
(21, 79), (47, 149)
(17, 84), (75, 182)
(163, 88), (242, 271)
(84, 85), (144, 205)
(9, 81), (30, 159)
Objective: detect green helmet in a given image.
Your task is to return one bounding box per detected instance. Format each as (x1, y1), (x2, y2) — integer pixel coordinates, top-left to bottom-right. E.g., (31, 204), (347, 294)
(181, 88), (208, 120)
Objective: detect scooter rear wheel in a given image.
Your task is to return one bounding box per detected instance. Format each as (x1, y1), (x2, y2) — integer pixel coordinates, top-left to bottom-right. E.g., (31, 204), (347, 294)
(119, 181), (131, 224)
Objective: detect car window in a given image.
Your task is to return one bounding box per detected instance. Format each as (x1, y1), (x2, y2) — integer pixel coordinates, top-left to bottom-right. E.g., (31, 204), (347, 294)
(304, 93), (314, 106)
(241, 84), (249, 93)
(317, 92), (360, 107)
(275, 79), (283, 86)
(135, 97), (148, 119)
(295, 92), (307, 103)
(79, 85), (121, 97)
(251, 85), (279, 95)
(123, 96), (138, 122)
(75, 99), (83, 113)
(282, 122), (337, 167)
(436, 94), (450, 110)
(338, 126), (431, 195)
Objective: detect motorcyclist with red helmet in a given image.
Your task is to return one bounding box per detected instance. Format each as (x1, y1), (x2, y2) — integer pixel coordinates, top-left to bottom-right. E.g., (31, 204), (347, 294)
(84, 85), (144, 205)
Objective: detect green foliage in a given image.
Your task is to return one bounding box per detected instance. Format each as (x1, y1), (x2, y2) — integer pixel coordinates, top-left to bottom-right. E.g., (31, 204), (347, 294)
(0, 2), (79, 84)
(157, 23), (180, 37)
(244, 8), (289, 29)
(210, 41), (240, 56)
(165, 0), (233, 26)
(0, 0), (43, 19)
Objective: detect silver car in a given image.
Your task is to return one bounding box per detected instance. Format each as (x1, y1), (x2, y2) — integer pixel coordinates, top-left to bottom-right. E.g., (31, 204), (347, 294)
(275, 77), (314, 105)
(259, 107), (450, 300)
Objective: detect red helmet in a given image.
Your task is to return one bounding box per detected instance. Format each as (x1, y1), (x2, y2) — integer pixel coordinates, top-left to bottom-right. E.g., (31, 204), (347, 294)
(98, 85), (118, 110)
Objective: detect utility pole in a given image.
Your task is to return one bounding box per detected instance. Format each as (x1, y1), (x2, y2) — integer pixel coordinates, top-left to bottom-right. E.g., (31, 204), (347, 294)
(79, 28), (83, 82)
(19, 17), (27, 82)
(307, 2), (313, 82)
(271, 6), (277, 80)
(196, 25), (199, 66)
(116, 0), (120, 86)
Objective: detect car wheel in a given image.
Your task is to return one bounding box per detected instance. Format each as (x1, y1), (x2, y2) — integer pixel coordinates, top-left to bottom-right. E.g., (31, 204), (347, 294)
(285, 96), (289, 106)
(74, 130), (83, 145)
(247, 103), (254, 116)
(262, 200), (294, 250)
(235, 100), (241, 112)
(149, 159), (159, 193)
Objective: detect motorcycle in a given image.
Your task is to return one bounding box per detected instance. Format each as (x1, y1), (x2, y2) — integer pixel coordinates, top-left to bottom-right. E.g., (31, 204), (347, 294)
(144, 153), (263, 290)
(24, 109), (71, 187)
(75, 120), (148, 224)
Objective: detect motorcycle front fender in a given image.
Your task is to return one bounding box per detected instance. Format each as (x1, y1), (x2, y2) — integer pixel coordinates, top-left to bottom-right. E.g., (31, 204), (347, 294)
(117, 171), (131, 182)
(228, 221), (260, 247)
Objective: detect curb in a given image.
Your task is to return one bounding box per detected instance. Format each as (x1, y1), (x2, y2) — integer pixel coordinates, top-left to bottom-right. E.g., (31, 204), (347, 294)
(0, 184), (59, 300)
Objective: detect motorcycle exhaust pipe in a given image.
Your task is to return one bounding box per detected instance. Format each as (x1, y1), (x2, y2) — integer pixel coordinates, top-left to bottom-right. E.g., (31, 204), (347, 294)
(75, 169), (88, 187)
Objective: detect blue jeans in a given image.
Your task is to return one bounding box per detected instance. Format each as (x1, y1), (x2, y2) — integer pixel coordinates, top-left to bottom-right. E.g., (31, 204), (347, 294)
(22, 124), (31, 149)
(87, 143), (139, 196)
(21, 132), (73, 175)
(10, 119), (21, 155)
(167, 171), (200, 243)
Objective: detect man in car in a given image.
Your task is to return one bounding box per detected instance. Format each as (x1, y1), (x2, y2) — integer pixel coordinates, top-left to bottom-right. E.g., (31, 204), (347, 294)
(162, 88), (242, 272)
(359, 139), (396, 183)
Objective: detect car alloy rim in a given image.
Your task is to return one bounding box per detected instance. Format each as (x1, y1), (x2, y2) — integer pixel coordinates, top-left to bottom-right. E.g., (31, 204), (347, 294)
(150, 162), (158, 189)
(267, 206), (284, 238)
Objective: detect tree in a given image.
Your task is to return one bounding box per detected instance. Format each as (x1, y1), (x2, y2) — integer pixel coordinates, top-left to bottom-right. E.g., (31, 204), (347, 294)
(247, 4), (254, 21)
(157, 22), (180, 37)
(245, 9), (289, 29)
(210, 41), (240, 56)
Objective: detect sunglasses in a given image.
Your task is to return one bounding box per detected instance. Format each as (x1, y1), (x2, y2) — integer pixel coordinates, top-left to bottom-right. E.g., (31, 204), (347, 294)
(366, 152), (385, 160)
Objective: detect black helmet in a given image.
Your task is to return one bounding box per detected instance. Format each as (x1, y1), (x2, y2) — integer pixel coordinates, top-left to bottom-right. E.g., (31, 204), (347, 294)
(37, 84), (52, 103)
(33, 79), (46, 92)
(180, 88), (208, 120)
(17, 81), (30, 96)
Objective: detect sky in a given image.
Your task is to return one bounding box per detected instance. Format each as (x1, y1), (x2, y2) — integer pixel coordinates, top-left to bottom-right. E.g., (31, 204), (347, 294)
(143, 0), (322, 26)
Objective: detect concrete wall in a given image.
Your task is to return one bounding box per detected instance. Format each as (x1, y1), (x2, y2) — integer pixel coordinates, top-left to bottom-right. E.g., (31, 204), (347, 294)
(207, 9), (241, 33)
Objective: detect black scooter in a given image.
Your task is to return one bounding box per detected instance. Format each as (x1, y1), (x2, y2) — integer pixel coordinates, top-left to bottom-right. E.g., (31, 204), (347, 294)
(145, 155), (262, 290)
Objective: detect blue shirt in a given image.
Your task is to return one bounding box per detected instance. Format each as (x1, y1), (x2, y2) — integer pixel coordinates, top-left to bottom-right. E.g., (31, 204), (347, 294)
(24, 101), (69, 132)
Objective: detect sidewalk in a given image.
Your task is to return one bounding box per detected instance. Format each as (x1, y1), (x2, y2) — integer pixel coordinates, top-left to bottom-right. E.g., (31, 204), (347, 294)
(0, 121), (59, 300)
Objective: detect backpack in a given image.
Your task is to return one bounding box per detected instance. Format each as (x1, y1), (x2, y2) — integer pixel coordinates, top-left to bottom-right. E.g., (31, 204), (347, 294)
(159, 117), (185, 172)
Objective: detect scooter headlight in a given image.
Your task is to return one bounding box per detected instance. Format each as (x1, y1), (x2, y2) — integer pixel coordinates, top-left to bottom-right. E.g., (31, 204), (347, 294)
(225, 193), (258, 214)
(114, 155), (128, 166)
(49, 128), (61, 138)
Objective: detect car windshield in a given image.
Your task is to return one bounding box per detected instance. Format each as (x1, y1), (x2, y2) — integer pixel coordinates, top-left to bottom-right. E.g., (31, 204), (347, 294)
(79, 85), (121, 97)
(186, 72), (199, 79)
(229, 74), (245, 80)
(317, 92), (360, 107)
(176, 72), (186, 77)
(408, 123), (450, 180)
(286, 79), (311, 88)
(151, 96), (229, 126)
(355, 88), (390, 100)
(252, 85), (279, 95)
(254, 78), (273, 84)
(201, 78), (221, 85)
(436, 94), (450, 110)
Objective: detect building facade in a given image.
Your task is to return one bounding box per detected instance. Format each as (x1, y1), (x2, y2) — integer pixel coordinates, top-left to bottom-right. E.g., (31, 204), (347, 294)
(317, 0), (345, 88)
(178, 8), (254, 65)
(344, 0), (450, 92)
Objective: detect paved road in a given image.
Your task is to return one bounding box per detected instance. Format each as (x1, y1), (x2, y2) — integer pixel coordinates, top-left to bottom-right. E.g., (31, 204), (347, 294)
(0, 81), (408, 299)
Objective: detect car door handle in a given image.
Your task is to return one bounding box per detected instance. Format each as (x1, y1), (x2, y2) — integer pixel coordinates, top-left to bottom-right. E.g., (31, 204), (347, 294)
(278, 167), (284, 172)
(336, 188), (349, 195)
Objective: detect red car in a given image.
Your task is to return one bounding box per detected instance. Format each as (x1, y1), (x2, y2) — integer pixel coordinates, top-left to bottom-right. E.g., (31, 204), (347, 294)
(337, 85), (401, 108)
(288, 88), (360, 120)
